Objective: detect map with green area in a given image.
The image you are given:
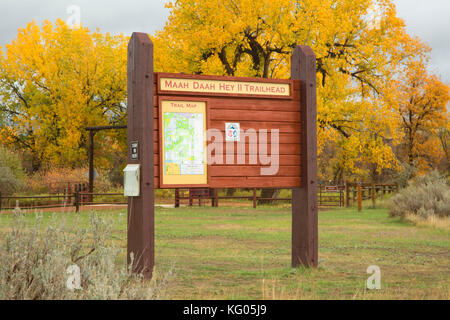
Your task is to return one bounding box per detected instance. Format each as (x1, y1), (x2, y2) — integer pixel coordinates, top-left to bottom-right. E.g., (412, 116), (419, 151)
(163, 112), (205, 175)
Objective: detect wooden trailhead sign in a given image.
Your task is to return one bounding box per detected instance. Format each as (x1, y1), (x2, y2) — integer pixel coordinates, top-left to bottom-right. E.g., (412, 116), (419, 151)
(126, 32), (318, 279)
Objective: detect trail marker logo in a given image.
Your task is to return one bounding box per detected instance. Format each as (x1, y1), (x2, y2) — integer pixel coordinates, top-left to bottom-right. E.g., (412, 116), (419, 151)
(225, 123), (240, 141)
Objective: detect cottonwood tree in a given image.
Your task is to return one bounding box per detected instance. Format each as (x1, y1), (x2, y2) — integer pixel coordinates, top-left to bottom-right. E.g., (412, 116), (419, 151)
(154, 0), (428, 193)
(389, 61), (450, 173)
(0, 19), (128, 169)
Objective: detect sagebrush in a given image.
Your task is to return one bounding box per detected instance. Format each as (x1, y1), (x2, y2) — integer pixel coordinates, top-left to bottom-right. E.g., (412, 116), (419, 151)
(0, 211), (173, 299)
(389, 170), (450, 218)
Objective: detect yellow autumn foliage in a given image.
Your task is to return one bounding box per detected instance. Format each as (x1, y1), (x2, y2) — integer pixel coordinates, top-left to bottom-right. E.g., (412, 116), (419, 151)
(388, 60), (450, 173)
(0, 1), (448, 181)
(0, 19), (128, 168)
(154, 0), (432, 180)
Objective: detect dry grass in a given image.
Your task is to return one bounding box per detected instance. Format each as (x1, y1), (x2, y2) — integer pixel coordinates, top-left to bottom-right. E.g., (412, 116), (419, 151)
(1, 205), (448, 300)
(403, 213), (450, 230)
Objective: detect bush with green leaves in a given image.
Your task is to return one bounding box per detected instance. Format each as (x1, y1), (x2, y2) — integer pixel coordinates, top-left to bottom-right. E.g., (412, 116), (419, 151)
(389, 170), (450, 218)
(0, 146), (26, 196)
(0, 212), (173, 299)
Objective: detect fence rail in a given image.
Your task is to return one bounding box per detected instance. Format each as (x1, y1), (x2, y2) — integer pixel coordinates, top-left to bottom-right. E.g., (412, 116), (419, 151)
(344, 182), (398, 209)
(175, 183), (399, 209)
(1, 182), (399, 213)
(0, 191), (126, 213)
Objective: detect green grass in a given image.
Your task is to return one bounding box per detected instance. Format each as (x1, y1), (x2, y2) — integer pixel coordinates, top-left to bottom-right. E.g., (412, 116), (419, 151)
(1, 205), (448, 299)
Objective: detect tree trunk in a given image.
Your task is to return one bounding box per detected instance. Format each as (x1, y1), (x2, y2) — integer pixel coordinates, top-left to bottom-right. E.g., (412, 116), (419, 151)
(258, 188), (280, 205)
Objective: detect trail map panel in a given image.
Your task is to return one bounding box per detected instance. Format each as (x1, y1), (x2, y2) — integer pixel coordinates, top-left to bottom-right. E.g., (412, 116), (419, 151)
(160, 99), (208, 187)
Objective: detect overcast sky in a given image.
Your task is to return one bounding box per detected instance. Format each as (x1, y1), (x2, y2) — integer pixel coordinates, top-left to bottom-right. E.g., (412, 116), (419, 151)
(0, 0), (449, 83)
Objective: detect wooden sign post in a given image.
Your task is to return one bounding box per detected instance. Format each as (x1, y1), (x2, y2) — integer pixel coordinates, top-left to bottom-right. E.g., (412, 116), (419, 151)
(127, 32), (318, 278)
(127, 33), (155, 278)
(291, 46), (318, 268)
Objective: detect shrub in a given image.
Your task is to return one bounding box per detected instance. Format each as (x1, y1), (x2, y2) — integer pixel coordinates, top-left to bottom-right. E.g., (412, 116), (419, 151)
(0, 146), (26, 196)
(393, 162), (416, 188)
(27, 166), (88, 194)
(0, 212), (173, 299)
(93, 168), (115, 192)
(26, 166), (120, 194)
(389, 170), (450, 218)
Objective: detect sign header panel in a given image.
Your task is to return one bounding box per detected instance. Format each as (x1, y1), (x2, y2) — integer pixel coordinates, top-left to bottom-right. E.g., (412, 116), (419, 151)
(159, 76), (290, 97)
(160, 99), (208, 187)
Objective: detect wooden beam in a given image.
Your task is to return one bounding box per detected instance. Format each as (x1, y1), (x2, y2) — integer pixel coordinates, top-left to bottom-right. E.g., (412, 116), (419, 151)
(357, 183), (362, 212)
(291, 46), (318, 268)
(85, 125), (127, 131)
(88, 130), (95, 197)
(127, 32), (155, 279)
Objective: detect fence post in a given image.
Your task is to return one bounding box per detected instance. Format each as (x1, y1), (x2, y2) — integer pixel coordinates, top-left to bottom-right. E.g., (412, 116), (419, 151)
(253, 188), (257, 209)
(357, 182), (362, 212)
(75, 190), (80, 213)
(319, 184), (322, 207)
(174, 189), (180, 208)
(215, 189), (219, 207)
(371, 183), (376, 207)
(85, 183), (90, 204)
(345, 182), (350, 207)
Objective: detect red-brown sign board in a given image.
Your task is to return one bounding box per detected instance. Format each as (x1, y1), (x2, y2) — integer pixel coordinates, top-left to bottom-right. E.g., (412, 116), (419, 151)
(154, 72), (302, 189)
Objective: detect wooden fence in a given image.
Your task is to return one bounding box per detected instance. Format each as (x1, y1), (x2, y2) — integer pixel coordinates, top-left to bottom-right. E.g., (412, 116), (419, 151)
(0, 190), (125, 213)
(174, 183), (399, 208)
(344, 182), (398, 208)
(175, 188), (292, 209)
(0, 182), (399, 213)
(318, 185), (345, 207)
(46, 181), (88, 195)
(175, 187), (336, 208)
